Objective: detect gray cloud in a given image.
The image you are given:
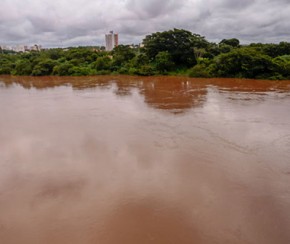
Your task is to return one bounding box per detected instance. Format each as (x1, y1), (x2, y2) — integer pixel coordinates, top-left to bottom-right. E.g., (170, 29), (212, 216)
(0, 0), (289, 47)
(126, 0), (185, 19)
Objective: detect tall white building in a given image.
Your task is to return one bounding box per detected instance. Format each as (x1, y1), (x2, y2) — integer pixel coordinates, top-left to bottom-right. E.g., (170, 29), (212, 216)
(105, 31), (118, 51)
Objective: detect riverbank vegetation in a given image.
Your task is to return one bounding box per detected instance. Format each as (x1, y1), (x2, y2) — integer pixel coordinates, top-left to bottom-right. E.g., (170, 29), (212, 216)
(1, 29), (290, 79)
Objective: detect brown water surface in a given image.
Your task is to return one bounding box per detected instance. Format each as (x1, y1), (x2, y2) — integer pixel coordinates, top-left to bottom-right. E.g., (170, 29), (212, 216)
(1, 75), (290, 244)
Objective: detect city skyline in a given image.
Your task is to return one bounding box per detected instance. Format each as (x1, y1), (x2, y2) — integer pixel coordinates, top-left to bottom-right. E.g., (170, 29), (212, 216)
(0, 0), (290, 47)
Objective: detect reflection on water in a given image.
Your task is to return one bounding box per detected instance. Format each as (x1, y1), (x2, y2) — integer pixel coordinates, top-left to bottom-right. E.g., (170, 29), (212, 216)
(1, 75), (290, 113)
(0, 75), (290, 244)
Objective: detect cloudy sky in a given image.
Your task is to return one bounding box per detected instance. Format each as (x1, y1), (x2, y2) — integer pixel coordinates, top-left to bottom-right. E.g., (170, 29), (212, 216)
(0, 0), (290, 47)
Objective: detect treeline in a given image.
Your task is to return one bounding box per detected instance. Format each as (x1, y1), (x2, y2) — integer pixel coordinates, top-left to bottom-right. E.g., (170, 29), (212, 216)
(1, 29), (290, 79)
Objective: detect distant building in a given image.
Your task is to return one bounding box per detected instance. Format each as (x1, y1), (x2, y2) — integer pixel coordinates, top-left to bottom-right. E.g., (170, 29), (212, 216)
(0, 45), (12, 51)
(30, 44), (42, 51)
(15, 45), (26, 52)
(0, 44), (42, 52)
(3, 45), (26, 52)
(105, 31), (118, 51)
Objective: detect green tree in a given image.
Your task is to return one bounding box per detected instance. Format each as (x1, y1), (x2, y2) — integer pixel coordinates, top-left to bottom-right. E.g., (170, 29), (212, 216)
(69, 66), (96, 76)
(93, 56), (112, 71)
(31, 58), (57, 76)
(188, 58), (213, 78)
(218, 43), (233, 53)
(154, 51), (174, 74)
(64, 47), (97, 63)
(43, 48), (64, 60)
(136, 64), (155, 76)
(52, 62), (74, 76)
(190, 34), (210, 48)
(111, 45), (136, 70)
(212, 47), (274, 78)
(272, 55), (290, 79)
(0, 55), (15, 74)
(142, 28), (197, 68)
(130, 53), (150, 67)
(13, 59), (33, 75)
(262, 42), (290, 58)
(203, 43), (221, 59)
(219, 38), (240, 48)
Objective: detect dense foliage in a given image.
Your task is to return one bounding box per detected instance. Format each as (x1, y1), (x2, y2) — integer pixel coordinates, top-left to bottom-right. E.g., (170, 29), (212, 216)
(1, 29), (290, 79)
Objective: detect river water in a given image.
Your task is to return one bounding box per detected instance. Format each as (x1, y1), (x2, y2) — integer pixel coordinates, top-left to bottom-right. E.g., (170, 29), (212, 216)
(0, 75), (290, 244)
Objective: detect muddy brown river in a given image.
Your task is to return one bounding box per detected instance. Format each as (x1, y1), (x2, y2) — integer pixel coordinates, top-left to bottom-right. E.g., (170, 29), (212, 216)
(0, 75), (290, 244)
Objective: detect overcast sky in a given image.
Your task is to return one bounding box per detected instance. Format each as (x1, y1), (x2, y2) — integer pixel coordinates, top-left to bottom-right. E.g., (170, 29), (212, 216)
(1, 0), (290, 47)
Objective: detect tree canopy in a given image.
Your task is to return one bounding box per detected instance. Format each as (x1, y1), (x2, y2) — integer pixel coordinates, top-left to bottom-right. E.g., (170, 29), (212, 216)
(0, 29), (290, 80)
(142, 28), (198, 68)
